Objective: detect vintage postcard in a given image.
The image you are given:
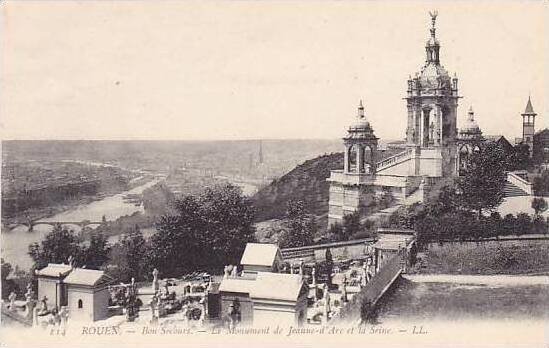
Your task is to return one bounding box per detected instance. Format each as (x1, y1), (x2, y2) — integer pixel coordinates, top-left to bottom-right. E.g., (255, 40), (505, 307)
(1, 1), (547, 347)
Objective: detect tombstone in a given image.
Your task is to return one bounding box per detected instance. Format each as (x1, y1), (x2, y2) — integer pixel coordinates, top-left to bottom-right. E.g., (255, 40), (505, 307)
(25, 282), (34, 299)
(366, 257), (374, 278)
(162, 279), (170, 299)
(181, 303), (189, 324)
(67, 255), (75, 268)
(341, 275), (348, 303)
(149, 294), (159, 324)
(59, 307), (69, 327)
(152, 268), (160, 293)
(323, 284), (331, 316)
(299, 258), (304, 276)
(223, 265), (230, 278)
(8, 292), (17, 311)
(25, 297), (37, 320)
(38, 296), (49, 316)
(199, 298), (206, 325)
(230, 265), (238, 278)
(311, 267), (317, 287)
(361, 262), (368, 287)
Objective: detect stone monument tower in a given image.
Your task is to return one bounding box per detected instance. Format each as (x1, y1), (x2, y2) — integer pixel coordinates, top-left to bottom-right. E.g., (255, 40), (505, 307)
(327, 101), (378, 226)
(405, 10), (459, 177)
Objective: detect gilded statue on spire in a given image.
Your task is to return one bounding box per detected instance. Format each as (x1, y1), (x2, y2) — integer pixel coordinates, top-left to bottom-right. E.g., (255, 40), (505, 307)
(429, 10), (438, 23)
(429, 10), (438, 37)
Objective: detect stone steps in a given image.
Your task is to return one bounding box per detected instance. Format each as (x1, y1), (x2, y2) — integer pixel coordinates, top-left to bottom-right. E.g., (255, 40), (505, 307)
(504, 181), (529, 197)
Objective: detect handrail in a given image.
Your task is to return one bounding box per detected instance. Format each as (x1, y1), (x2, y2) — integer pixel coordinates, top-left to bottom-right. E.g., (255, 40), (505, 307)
(376, 149), (412, 171)
(507, 171), (533, 195)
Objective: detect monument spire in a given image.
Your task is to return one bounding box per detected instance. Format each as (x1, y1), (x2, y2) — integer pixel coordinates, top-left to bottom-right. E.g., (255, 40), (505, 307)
(425, 10), (440, 64)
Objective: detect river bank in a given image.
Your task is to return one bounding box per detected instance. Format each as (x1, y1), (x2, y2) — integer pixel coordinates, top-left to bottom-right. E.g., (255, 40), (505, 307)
(2, 175), (155, 228)
(1, 179), (161, 270)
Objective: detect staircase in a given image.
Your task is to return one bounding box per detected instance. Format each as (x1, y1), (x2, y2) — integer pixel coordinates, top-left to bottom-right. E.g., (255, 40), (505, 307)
(376, 149), (413, 173)
(504, 171), (533, 197)
(504, 181), (529, 197)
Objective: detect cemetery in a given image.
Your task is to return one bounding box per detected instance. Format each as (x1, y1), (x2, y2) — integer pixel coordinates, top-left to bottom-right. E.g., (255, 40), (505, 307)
(1, 230), (416, 330)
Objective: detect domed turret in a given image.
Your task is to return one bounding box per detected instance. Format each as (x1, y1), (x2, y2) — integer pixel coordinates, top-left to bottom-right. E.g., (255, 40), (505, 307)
(459, 106), (482, 139)
(346, 100), (376, 140)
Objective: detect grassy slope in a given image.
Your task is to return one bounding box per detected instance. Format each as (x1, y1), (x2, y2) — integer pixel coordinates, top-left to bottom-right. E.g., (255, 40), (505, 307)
(417, 239), (549, 275)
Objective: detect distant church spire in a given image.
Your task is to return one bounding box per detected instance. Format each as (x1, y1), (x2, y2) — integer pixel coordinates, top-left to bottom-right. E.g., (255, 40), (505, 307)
(258, 139), (264, 164)
(521, 96), (536, 157)
(524, 95), (535, 114)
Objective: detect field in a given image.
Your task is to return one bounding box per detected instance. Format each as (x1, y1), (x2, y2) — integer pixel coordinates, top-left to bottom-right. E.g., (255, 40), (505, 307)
(416, 239), (549, 275)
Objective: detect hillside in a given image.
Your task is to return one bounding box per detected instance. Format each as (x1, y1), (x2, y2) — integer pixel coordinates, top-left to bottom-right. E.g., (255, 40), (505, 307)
(251, 147), (404, 223)
(251, 153), (343, 222)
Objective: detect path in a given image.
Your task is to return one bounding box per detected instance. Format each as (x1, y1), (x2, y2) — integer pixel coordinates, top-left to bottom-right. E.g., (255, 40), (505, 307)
(404, 274), (549, 286)
(362, 189), (423, 223)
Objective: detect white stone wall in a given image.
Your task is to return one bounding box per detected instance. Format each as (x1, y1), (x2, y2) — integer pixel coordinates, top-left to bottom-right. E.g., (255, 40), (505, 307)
(67, 286), (109, 322)
(37, 278), (61, 309)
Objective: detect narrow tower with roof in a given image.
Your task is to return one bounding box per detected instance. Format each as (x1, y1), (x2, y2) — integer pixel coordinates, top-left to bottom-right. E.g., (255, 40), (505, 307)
(521, 96), (536, 157)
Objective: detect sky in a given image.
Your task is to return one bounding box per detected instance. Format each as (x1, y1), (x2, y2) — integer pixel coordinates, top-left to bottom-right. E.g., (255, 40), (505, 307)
(1, 1), (547, 141)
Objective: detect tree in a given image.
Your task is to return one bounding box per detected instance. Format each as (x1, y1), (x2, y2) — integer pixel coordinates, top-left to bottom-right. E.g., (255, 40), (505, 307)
(279, 200), (315, 248)
(515, 213), (532, 236)
(508, 143), (532, 171)
(80, 232), (111, 269)
(501, 214), (517, 236)
(1, 259), (15, 300)
(149, 184), (256, 277)
(532, 170), (549, 196)
(458, 142), (507, 218)
(341, 212), (361, 241)
(531, 197), (548, 216)
(108, 225), (147, 282)
(532, 215), (548, 235)
(325, 248), (333, 287)
(327, 222), (343, 242)
(28, 224), (83, 271)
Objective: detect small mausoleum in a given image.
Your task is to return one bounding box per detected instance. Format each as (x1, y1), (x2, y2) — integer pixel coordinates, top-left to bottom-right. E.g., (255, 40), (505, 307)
(240, 243), (283, 275)
(218, 243), (308, 326)
(35, 263), (73, 309)
(63, 268), (113, 322)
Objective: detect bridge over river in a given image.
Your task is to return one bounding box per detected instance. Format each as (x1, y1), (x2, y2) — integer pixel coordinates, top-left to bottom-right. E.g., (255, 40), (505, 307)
(4, 220), (106, 232)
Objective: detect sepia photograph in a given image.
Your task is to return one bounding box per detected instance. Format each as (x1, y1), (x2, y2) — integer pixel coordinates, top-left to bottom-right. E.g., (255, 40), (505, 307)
(0, 1), (548, 347)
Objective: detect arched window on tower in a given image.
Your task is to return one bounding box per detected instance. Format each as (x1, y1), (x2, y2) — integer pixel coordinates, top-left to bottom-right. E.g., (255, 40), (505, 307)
(349, 145), (359, 173)
(364, 145), (374, 174)
(78, 299), (83, 309)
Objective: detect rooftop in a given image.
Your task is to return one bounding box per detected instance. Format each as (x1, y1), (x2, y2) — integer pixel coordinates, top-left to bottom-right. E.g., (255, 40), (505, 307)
(219, 272), (306, 302)
(63, 268), (113, 287)
(35, 263), (73, 278)
(240, 243), (281, 267)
